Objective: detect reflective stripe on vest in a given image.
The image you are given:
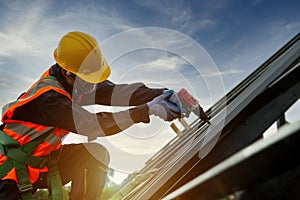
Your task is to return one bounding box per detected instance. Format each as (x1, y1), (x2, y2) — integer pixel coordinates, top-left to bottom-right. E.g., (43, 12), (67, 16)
(1, 68), (71, 183)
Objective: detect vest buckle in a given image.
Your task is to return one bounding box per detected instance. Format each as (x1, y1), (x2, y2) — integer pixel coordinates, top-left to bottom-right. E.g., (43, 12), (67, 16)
(18, 182), (33, 193)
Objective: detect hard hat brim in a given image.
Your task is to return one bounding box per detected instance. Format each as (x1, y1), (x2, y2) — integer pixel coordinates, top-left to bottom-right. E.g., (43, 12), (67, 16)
(76, 58), (111, 83)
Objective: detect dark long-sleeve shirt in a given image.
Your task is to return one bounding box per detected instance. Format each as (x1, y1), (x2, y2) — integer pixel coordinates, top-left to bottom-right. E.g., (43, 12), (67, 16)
(11, 65), (164, 137)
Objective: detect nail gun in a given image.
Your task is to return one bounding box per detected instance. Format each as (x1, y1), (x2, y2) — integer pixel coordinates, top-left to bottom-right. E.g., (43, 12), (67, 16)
(166, 88), (210, 124)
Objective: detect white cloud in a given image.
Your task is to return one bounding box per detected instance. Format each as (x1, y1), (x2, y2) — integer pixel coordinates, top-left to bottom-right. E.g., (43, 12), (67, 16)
(149, 56), (187, 70)
(0, 32), (28, 56)
(134, 0), (217, 34)
(0, 1), (54, 57)
(0, 1), (138, 59)
(202, 69), (242, 77)
(266, 21), (300, 38)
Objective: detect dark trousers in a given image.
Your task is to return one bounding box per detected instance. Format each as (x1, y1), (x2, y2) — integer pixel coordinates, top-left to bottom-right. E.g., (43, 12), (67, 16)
(0, 143), (110, 200)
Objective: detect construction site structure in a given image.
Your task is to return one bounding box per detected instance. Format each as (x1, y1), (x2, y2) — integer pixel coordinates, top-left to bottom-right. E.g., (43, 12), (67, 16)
(110, 32), (300, 200)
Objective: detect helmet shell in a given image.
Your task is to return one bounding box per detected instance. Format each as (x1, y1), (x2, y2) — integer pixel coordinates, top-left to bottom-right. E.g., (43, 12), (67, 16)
(54, 31), (110, 83)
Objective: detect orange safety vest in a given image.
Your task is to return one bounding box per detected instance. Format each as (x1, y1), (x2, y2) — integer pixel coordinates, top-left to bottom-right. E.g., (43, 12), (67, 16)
(0, 68), (72, 184)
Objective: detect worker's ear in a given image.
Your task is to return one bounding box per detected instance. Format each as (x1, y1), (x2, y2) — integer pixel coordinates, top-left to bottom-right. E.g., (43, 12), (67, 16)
(60, 68), (68, 78)
(60, 68), (75, 86)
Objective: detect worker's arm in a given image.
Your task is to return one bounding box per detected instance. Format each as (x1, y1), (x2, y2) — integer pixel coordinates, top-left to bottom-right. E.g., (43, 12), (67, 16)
(79, 80), (165, 106)
(49, 65), (164, 106)
(12, 91), (150, 137)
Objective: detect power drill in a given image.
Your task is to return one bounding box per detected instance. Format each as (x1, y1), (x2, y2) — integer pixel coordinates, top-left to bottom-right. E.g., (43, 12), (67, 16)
(166, 88), (210, 124)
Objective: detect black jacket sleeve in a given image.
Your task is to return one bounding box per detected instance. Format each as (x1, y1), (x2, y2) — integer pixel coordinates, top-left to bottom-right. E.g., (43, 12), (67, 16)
(79, 80), (165, 106)
(12, 90), (150, 137)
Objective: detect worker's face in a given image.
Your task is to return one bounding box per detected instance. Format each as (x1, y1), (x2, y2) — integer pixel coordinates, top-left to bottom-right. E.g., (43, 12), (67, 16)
(65, 72), (97, 94)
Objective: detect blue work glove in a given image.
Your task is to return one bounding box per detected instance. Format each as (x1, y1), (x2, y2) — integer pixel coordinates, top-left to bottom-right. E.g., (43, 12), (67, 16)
(147, 91), (181, 121)
(165, 89), (181, 107)
(164, 89), (187, 115)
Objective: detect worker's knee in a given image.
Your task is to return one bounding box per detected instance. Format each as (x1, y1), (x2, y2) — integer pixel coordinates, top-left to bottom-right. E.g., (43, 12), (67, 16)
(83, 143), (110, 167)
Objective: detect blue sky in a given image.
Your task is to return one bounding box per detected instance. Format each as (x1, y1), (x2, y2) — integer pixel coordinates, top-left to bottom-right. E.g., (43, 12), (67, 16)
(0, 0), (299, 181)
(1, 0), (299, 91)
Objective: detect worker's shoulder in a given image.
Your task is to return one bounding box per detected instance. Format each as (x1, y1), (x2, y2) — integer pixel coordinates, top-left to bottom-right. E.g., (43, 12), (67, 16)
(43, 88), (70, 98)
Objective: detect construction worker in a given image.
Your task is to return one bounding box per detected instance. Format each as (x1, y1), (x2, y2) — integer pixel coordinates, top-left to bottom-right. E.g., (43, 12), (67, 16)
(0, 31), (181, 200)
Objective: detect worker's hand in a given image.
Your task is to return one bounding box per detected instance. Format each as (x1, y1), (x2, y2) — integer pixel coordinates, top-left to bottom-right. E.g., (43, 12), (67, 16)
(164, 89), (188, 115)
(165, 89), (181, 108)
(147, 91), (181, 121)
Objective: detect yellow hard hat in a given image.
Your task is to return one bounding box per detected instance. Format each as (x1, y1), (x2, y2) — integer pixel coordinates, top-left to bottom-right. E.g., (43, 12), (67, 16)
(54, 31), (111, 83)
